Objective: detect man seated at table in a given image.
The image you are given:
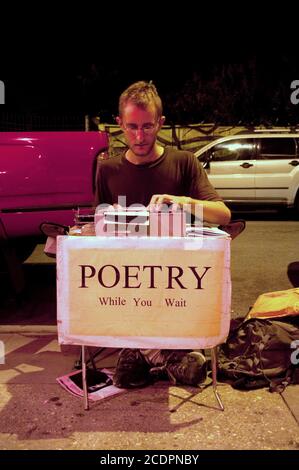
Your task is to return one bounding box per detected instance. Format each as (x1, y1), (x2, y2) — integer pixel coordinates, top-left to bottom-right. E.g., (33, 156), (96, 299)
(94, 80), (231, 388)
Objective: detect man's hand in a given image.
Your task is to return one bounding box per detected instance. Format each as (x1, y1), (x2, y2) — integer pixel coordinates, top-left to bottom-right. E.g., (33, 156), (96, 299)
(148, 195), (191, 214)
(149, 194), (190, 207)
(148, 194), (231, 225)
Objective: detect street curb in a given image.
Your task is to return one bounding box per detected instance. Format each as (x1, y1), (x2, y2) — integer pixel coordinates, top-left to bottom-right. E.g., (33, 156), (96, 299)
(0, 325), (57, 334)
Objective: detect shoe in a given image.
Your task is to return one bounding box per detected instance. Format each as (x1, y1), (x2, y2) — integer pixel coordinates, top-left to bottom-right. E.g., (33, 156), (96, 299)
(164, 351), (207, 386)
(113, 348), (151, 388)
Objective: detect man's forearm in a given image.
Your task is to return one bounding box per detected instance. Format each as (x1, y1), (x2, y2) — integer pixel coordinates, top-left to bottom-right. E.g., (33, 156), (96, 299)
(149, 194), (231, 225)
(193, 199), (231, 225)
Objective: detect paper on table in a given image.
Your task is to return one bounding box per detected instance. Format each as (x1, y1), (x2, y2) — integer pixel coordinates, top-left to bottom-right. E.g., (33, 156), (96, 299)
(186, 226), (229, 237)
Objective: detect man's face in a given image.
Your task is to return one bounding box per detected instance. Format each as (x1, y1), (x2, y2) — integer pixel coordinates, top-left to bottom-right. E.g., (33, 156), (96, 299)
(118, 103), (164, 158)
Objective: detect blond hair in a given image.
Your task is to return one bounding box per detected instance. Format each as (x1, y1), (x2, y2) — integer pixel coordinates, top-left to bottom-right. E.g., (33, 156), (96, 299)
(119, 81), (163, 118)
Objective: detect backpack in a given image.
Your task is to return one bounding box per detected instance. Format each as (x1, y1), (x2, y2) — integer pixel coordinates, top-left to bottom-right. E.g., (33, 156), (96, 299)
(218, 318), (299, 392)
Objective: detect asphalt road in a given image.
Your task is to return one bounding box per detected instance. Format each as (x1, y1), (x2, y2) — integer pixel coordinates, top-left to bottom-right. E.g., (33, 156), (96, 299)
(1, 211), (299, 323)
(231, 216), (299, 316)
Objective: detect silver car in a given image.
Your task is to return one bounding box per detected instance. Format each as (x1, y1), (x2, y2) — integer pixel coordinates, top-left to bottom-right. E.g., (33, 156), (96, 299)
(195, 129), (299, 211)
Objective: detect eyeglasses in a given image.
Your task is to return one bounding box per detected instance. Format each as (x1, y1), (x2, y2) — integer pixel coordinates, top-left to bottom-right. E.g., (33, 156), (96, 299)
(123, 122), (158, 135)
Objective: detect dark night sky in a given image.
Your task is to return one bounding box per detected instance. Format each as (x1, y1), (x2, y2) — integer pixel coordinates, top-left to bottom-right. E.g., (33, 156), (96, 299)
(1, 6), (299, 118)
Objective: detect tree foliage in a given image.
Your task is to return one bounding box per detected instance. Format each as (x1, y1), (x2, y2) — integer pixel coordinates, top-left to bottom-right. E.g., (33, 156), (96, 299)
(59, 57), (299, 125)
(163, 57), (299, 125)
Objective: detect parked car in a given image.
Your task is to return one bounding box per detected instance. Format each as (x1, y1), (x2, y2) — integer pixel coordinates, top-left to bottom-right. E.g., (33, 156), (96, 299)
(195, 129), (299, 211)
(0, 131), (109, 260)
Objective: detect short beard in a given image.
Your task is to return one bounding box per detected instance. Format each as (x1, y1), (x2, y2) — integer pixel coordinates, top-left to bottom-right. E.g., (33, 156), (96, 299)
(131, 140), (156, 158)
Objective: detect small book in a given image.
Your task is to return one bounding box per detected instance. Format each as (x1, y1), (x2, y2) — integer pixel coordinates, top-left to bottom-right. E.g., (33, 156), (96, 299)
(56, 368), (127, 401)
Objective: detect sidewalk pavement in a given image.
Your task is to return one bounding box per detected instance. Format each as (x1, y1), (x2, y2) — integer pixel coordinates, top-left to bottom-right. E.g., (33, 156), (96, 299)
(0, 326), (299, 451)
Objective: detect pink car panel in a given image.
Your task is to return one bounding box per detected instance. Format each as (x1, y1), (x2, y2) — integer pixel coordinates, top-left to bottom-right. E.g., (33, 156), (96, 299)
(0, 131), (109, 238)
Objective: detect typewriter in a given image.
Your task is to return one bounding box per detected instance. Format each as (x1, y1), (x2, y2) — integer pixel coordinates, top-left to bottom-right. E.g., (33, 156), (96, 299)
(95, 206), (186, 237)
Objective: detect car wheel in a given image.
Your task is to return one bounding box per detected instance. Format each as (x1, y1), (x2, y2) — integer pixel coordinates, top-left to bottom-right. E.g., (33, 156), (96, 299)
(14, 238), (37, 263)
(0, 239), (35, 296)
(294, 192), (299, 216)
(0, 238), (36, 271)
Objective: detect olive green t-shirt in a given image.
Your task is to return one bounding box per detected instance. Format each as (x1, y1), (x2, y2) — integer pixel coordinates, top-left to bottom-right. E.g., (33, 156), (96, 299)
(95, 146), (221, 208)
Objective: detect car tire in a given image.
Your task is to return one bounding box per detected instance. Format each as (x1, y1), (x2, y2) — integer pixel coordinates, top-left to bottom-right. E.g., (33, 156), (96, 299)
(294, 192), (299, 216)
(14, 238), (37, 263)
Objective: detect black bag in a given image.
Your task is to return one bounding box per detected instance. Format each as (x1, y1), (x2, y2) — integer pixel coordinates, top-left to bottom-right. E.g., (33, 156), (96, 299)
(218, 318), (299, 392)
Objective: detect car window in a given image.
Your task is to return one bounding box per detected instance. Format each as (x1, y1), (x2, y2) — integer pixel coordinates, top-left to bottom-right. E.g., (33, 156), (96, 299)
(211, 139), (255, 162)
(258, 138), (296, 159)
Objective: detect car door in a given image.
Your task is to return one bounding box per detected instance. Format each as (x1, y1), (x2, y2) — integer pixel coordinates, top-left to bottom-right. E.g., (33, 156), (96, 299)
(255, 137), (298, 204)
(203, 138), (256, 202)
